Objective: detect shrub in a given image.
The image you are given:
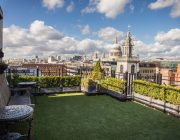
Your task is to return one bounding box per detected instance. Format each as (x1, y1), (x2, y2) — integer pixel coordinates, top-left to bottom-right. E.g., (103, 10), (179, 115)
(6, 75), (81, 88)
(91, 60), (104, 81)
(99, 77), (125, 92)
(134, 80), (180, 105)
(81, 77), (97, 89)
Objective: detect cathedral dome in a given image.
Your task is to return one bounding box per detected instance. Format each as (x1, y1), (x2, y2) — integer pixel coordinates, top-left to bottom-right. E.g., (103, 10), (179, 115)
(109, 43), (122, 61)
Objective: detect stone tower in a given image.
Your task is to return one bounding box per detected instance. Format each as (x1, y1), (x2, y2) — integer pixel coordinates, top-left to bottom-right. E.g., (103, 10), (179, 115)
(116, 26), (139, 78)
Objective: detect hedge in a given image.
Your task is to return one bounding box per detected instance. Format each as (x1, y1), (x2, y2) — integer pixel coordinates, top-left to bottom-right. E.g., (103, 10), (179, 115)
(6, 75), (81, 88)
(134, 80), (180, 105)
(99, 77), (125, 92)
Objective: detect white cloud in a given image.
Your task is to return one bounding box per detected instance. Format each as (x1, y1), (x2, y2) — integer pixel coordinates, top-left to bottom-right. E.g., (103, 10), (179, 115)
(148, 0), (180, 18)
(129, 4), (135, 13)
(155, 28), (180, 45)
(3, 20), (110, 58)
(134, 28), (180, 58)
(81, 0), (98, 14)
(29, 20), (64, 41)
(82, 0), (130, 18)
(98, 27), (124, 42)
(66, 1), (74, 13)
(42, 0), (64, 10)
(81, 25), (92, 35)
(3, 21), (180, 59)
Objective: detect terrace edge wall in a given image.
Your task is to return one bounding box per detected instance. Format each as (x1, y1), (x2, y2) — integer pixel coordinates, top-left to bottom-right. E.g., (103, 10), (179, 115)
(0, 74), (11, 108)
(134, 93), (180, 117)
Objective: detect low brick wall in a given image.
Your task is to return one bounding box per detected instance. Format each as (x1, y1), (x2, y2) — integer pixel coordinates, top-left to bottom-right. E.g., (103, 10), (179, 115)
(0, 73), (10, 108)
(134, 93), (180, 117)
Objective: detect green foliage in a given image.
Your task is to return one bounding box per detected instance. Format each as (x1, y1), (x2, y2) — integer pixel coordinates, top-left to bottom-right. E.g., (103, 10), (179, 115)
(92, 60), (104, 81)
(100, 77), (125, 92)
(134, 80), (180, 105)
(6, 75), (81, 88)
(81, 77), (97, 89)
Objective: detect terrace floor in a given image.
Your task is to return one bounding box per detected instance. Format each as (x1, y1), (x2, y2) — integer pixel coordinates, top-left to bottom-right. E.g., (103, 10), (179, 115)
(33, 93), (180, 140)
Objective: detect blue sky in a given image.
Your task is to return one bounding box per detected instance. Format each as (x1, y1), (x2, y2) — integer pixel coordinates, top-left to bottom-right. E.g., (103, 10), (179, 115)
(0, 0), (180, 58)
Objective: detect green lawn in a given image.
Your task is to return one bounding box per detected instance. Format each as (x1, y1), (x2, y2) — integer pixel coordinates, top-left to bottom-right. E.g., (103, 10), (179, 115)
(34, 93), (180, 140)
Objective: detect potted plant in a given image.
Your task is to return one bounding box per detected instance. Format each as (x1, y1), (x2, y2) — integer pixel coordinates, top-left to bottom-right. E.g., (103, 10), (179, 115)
(81, 77), (97, 94)
(0, 62), (8, 74)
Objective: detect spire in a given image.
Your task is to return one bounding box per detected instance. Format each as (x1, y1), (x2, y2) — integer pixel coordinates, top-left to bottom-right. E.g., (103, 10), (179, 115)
(114, 36), (118, 44)
(127, 25), (131, 38)
(128, 25), (131, 32)
(122, 25), (133, 58)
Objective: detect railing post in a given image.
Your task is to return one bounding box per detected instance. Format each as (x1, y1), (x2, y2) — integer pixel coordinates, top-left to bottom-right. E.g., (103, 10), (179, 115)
(59, 68), (60, 77)
(36, 66), (39, 77)
(123, 72), (128, 96)
(163, 87), (166, 113)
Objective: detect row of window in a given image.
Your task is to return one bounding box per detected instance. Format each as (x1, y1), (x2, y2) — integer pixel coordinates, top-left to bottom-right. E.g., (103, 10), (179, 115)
(139, 69), (156, 73)
(110, 52), (121, 56)
(119, 65), (135, 73)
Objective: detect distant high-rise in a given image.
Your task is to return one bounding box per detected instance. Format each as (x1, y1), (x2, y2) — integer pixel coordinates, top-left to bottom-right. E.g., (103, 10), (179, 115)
(93, 51), (98, 60)
(57, 55), (61, 61)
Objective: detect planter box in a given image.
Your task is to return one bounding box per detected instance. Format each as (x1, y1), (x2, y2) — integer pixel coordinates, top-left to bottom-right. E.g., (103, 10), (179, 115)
(107, 89), (127, 100)
(134, 93), (151, 105)
(63, 86), (81, 92)
(134, 93), (180, 117)
(151, 98), (165, 111)
(81, 85), (98, 95)
(165, 102), (179, 115)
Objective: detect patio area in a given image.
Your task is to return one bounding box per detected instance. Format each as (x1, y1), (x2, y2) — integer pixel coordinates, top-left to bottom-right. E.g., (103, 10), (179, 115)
(33, 93), (180, 140)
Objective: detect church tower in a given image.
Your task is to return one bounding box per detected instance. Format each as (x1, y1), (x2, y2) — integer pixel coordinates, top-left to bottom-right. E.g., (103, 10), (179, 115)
(116, 26), (139, 78)
(122, 27), (133, 58)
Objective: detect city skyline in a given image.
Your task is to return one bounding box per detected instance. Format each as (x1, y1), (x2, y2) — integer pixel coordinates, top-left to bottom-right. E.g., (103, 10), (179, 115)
(0, 0), (180, 59)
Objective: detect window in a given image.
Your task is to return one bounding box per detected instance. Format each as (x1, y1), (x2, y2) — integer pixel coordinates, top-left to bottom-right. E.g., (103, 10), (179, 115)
(131, 65), (135, 74)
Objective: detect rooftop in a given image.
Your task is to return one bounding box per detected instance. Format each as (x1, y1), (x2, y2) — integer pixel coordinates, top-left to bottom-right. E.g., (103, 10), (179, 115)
(31, 93), (180, 140)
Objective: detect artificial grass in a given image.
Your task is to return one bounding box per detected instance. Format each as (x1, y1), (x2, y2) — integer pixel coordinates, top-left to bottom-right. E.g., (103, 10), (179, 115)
(34, 93), (180, 140)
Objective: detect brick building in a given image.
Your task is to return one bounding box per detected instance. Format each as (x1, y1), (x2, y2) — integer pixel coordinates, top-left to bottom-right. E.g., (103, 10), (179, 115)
(22, 63), (67, 76)
(160, 69), (175, 86)
(175, 64), (180, 87)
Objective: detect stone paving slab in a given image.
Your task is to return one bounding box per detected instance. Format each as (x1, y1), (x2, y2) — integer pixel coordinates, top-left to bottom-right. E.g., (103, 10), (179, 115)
(8, 92), (31, 106)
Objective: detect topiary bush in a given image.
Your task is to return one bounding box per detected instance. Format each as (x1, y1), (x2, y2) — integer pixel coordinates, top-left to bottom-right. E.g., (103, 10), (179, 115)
(91, 60), (104, 81)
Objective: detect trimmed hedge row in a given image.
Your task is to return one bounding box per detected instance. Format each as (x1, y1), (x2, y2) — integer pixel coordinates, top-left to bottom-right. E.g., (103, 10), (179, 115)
(134, 80), (180, 105)
(100, 77), (125, 92)
(6, 75), (81, 88)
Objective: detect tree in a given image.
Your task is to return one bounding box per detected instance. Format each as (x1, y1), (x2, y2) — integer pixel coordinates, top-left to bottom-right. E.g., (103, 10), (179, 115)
(92, 60), (104, 81)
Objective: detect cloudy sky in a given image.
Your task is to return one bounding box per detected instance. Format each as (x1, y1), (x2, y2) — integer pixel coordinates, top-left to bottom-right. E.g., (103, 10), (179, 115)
(1, 0), (180, 59)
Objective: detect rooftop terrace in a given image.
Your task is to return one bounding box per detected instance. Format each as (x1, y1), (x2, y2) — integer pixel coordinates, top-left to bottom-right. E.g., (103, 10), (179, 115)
(32, 93), (180, 140)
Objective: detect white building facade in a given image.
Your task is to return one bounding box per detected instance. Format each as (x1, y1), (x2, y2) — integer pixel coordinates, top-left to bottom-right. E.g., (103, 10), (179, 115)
(116, 28), (139, 78)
